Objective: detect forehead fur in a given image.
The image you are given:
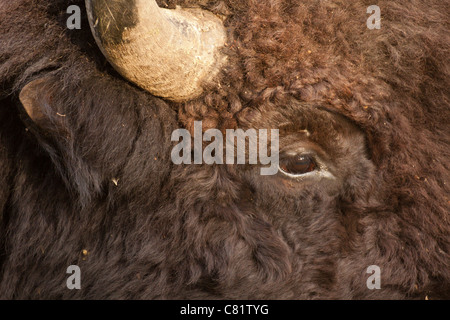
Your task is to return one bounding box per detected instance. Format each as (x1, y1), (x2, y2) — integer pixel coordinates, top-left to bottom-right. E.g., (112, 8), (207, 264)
(177, 0), (448, 162)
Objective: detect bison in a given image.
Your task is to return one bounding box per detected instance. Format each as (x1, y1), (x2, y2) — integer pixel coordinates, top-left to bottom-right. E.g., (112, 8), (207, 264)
(0, 0), (448, 299)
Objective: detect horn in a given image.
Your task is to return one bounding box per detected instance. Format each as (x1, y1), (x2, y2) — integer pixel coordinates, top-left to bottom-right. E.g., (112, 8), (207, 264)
(85, 0), (227, 102)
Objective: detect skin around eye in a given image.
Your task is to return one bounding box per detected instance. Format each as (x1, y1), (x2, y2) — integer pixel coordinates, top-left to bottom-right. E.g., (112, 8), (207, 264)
(279, 155), (317, 175)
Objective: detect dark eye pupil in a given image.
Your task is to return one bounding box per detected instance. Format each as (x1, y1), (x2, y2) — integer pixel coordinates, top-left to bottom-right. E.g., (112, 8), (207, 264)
(279, 155), (316, 175)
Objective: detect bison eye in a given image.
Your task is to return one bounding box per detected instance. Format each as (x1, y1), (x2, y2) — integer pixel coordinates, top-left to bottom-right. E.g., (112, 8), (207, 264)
(278, 154), (317, 176)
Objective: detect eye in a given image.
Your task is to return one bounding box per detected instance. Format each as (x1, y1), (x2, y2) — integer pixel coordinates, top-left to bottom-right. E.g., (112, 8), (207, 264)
(278, 154), (317, 176)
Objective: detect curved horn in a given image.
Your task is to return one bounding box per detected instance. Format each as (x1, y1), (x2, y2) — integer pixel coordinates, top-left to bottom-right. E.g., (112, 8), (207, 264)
(85, 0), (227, 102)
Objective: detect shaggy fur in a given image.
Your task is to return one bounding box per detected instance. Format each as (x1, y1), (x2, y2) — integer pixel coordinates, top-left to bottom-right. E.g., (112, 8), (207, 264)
(0, 0), (449, 299)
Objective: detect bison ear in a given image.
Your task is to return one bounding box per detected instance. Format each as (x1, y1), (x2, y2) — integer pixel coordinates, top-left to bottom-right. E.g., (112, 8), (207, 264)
(18, 77), (65, 132)
(19, 78), (50, 123)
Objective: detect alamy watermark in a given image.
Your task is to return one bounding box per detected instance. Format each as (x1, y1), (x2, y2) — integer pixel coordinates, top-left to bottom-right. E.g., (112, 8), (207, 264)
(366, 265), (381, 289)
(66, 265), (81, 290)
(367, 5), (381, 30)
(171, 121), (279, 176)
(67, 4), (381, 31)
(66, 5), (81, 30)
(65, 264), (382, 291)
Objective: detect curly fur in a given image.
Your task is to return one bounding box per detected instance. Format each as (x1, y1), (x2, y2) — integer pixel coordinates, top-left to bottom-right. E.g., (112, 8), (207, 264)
(0, 0), (448, 299)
